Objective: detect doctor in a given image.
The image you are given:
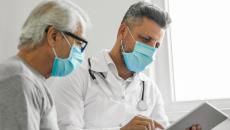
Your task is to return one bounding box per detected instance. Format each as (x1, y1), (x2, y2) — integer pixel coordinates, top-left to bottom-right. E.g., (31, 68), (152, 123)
(51, 1), (201, 130)
(51, 1), (170, 130)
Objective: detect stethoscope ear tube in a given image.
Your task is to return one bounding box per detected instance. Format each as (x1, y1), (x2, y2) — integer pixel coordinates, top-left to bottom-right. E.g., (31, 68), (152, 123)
(88, 58), (96, 80)
(88, 58), (105, 80)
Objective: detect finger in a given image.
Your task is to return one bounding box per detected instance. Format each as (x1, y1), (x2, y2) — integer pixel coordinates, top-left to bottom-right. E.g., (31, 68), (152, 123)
(135, 115), (153, 130)
(137, 115), (154, 130)
(135, 115), (149, 121)
(192, 124), (201, 130)
(137, 114), (149, 119)
(139, 115), (155, 130)
(135, 124), (148, 130)
(191, 125), (196, 130)
(136, 115), (165, 130)
(153, 120), (165, 130)
(136, 121), (152, 130)
(197, 124), (202, 130)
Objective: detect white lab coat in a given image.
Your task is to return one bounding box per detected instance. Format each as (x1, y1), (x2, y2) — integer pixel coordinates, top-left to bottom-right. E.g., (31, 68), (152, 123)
(50, 50), (169, 130)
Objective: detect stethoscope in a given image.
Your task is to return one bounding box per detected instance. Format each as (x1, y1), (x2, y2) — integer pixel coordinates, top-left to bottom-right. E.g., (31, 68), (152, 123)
(88, 58), (148, 111)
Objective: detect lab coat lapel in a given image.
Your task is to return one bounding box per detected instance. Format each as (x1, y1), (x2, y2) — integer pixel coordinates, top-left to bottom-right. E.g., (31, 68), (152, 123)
(90, 50), (123, 100)
(105, 70), (124, 100)
(125, 73), (148, 97)
(90, 51), (108, 73)
(125, 75), (140, 92)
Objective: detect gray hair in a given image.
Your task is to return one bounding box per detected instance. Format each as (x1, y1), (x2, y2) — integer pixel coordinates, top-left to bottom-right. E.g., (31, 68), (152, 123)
(18, 0), (90, 49)
(122, 1), (171, 29)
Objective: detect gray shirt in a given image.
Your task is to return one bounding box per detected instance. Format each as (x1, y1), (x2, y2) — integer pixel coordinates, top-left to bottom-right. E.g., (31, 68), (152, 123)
(0, 56), (59, 130)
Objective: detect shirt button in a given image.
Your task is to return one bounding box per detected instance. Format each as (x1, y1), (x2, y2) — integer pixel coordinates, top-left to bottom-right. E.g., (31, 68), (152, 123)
(121, 96), (125, 99)
(119, 123), (123, 127)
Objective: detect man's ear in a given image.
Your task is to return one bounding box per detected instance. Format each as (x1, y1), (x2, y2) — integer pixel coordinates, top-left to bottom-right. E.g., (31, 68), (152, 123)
(46, 26), (60, 47)
(159, 29), (166, 43)
(117, 22), (128, 40)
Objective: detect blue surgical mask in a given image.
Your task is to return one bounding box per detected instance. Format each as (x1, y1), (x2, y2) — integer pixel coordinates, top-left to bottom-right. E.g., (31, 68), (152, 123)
(51, 33), (84, 77)
(121, 27), (157, 72)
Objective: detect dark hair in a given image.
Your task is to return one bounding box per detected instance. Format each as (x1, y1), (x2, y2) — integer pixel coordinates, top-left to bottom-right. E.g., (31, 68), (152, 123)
(122, 1), (171, 29)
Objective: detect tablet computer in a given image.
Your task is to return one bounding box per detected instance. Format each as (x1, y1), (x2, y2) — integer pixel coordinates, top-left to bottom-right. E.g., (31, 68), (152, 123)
(167, 102), (228, 130)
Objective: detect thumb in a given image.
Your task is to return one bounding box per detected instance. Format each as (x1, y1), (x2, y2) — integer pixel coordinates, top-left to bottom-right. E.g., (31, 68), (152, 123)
(153, 120), (165, 130)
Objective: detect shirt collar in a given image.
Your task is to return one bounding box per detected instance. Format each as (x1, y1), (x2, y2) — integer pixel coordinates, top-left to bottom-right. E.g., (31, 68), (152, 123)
(90, 50), (110, 73)
(90, 49), (148, 82)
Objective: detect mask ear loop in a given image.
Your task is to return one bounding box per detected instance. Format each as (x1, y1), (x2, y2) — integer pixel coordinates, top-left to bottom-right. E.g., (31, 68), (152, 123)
(61, 32), (72, 48)
(52, 32), (72, 58)
(120, 26), (134, 54)
(127, 26), (136, 41)
(52, 47), (58, 57)
(120, 40), (126, 52)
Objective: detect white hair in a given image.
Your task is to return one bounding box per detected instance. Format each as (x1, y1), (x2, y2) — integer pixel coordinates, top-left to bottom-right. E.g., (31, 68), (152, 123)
(18, 0), (90, 49)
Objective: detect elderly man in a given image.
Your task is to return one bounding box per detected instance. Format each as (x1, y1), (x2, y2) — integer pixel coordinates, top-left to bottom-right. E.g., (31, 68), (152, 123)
(0, 0), (89, 130)
(51, 1), (201, 130)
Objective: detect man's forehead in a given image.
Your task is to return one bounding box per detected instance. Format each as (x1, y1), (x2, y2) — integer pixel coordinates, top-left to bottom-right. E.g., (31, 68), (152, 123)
(74, 23), (84, 34)
(73, 26), (86, 38)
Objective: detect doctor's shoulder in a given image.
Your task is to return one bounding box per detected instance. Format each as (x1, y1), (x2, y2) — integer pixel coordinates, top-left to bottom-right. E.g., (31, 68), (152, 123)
(69, 60), (89, 78)
(65, 60), (90, 86)
(49, 61), (89, 100)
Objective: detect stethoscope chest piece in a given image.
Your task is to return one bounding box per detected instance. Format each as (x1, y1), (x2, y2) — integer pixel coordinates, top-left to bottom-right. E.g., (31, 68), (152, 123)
(137, 100), (148, 111)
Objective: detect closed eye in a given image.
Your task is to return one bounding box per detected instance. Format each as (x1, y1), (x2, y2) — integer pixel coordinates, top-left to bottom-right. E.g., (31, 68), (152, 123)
(139, 35), (152, 43)
(138, 35), (160, 48)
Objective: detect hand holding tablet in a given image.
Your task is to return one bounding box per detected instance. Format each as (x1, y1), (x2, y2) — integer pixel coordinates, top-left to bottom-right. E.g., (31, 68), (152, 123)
(167, 102), (228, 130)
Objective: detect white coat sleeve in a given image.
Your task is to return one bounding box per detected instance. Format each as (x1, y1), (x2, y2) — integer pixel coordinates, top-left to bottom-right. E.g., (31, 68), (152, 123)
(50, 66), (121, 130)
(50, 67), (86, 130)
(150, 82), (170, 128)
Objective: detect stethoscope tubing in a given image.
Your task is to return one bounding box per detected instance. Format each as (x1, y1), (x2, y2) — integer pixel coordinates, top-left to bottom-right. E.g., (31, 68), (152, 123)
(88, 58), (148, 111)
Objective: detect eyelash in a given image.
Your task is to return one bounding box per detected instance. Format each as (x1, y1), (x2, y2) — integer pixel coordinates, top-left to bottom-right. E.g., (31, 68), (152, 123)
(142, 38), (151, 43)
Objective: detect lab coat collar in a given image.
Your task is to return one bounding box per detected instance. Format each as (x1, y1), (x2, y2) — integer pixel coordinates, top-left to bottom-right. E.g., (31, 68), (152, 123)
(138, 72), (148, 82)
(90, 50), (110, 73)
(90, 49), (148, 82)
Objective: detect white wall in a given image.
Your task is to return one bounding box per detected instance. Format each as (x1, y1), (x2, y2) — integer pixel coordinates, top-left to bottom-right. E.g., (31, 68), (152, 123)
(0, 0), (42, 61)
(149, 0), (230, 129)
(75, 0), (140, 58)
(0, 0), (229, 129)
(0, 0), (140, 61)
